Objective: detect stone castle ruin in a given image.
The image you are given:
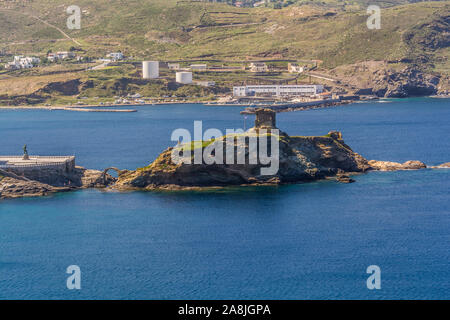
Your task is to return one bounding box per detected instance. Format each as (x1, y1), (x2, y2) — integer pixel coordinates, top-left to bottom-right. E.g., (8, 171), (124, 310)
(254, 108), (277, 129)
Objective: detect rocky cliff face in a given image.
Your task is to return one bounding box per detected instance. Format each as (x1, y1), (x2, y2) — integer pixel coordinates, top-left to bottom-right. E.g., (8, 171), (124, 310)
(371, 67), (440, 98)
(0, 166), (115, 199)
(0, 176), (69, 199)
(114, 130), (371, 191)
(37, 79), (81, 96)
(330, 61), (442, 98)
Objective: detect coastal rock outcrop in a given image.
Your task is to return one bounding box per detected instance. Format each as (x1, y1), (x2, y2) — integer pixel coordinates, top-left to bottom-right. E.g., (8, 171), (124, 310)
(72, 166), (116, 188)
(372, 68), (439, 98)
(336, 174), (356, 183)
(114, 122), (370, 191)
(368, 160), (427, 171)
(113, 108), (439, 191)
(431, 162), (450, 169)
(0, 176), (71, 199)
(330, 61), (440, 98)
(113, 104), (436, 191)
(0, 166), (115, 199)
(38, 79), (81, 96)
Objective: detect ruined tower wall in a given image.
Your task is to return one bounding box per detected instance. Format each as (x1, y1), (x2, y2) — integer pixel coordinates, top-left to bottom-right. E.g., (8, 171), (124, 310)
(254, 109), (276, 128)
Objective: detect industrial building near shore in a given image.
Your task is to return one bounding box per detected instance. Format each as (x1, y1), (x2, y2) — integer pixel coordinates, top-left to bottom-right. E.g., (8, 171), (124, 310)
(139, 59), (326, 99)
(233, 85), (324, 97)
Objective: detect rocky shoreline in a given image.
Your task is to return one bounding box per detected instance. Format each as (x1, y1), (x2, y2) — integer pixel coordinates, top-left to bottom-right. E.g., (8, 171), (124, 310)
(1, 151), (447, 200)
(1, 109), (448, 199)
(110, 109), (448, 192)
(112, 130), (443, 192)
(0, 166), (115, 199)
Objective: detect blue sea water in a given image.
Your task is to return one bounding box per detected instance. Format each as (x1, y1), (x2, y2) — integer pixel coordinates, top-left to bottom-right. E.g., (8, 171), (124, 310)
(0, 98), (449, 299)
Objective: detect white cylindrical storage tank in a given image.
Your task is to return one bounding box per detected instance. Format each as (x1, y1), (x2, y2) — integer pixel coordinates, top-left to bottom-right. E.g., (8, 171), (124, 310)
(142, 61), (159, 79)
(176, 72), (192, 84)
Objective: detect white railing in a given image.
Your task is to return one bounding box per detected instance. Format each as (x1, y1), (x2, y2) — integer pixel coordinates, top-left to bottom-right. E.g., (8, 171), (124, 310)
(0, 155), (75, 160)
(0, 156), (75, 169)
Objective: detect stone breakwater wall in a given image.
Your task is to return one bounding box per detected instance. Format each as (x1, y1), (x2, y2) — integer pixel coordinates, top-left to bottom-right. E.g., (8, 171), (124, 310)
(269, 99), (341, 111)
(241, 99), (342, 114)
(0, 156), (76, 185)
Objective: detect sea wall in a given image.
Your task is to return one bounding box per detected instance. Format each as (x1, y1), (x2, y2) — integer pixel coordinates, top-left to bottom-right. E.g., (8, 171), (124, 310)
(0, 156), (76, 185)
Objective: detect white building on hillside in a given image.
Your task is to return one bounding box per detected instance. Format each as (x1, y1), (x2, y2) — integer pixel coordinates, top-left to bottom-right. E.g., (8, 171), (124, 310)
(249, 62), (268, 73)
(48, 51), (76, 62)
(253, 1), (266, 7)
(195, 80), (215, 87)
(288, 63), (304, 73)
(4, 62), (18, 70)
(190, 64), (207, 70)
(5, 56), (40, 70)
(168, 63), (180, 70)
(107, 52), (124, 61)
(233, 85), (324, 97)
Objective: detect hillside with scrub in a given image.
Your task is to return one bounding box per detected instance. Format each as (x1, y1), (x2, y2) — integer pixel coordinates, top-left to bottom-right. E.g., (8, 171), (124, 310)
(0, 0), (448, 104)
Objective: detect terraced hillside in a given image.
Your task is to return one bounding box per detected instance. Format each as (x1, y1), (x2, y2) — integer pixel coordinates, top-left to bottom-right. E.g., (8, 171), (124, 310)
(0, 0), (448, 103)
(0, 1), (447, 69)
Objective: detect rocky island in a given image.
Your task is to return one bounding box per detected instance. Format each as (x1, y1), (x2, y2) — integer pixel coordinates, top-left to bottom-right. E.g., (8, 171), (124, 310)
(112, 109), (431, 191)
